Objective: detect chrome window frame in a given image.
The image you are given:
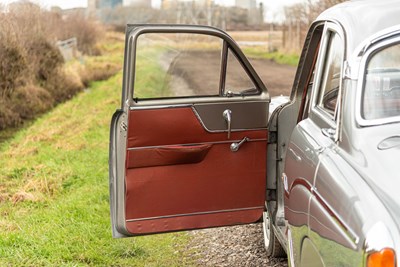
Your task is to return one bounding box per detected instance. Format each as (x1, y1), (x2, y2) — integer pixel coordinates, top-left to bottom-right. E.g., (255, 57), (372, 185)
(124, 25), (267, 106)
(309, 21), (346, 142)
(356, 34), (400, 127)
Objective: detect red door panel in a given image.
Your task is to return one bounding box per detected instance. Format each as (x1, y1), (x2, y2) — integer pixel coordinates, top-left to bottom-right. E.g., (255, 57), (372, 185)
(127, 107), (267, 148)
(125, 107), (267, 234)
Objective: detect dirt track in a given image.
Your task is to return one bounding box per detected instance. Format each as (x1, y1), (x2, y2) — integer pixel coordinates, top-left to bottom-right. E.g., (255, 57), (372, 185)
(168, 50), (296, 97)
(249, 57), (296, 96)
(167, 51), (294, 266)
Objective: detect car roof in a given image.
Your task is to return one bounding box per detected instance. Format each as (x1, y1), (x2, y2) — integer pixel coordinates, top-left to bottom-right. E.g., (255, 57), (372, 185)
(317, 0), (400, 57)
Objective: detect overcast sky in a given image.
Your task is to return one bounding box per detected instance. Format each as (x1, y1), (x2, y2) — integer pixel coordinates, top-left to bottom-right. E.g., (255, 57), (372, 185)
(0, 0), (304, 21)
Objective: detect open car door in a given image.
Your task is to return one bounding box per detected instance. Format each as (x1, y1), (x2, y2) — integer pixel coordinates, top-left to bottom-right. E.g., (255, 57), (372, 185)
(109, 25), (270, 237)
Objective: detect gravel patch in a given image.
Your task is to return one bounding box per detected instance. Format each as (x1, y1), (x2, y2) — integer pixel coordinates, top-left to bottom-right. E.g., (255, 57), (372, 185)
(185, 223), (288, 267)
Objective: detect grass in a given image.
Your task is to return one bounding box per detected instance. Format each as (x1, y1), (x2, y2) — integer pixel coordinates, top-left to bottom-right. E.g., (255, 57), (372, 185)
(227, 30), (299, 66)
(134, 47), (171, 99)
(0, 33), (192, 266)
(242, 47), (300, 66)
(0, 30), (296, 266)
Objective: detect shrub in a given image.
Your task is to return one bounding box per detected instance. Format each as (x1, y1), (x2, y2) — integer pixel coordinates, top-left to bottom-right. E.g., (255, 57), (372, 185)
(0, 40), (27, 97)
(0, 3), (105, 130)
(10, 86), (54, 120)
(80, 62), (121, 87)
(60, 13), (104, 55)
(0, 100), (21, 129)
(42, 68), (84, 103)
(28, 37), (64, 81)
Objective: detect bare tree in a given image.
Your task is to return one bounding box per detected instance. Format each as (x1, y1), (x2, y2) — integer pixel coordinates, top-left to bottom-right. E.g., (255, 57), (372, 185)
(307, 0), (347, 15)
(282, 0), (347, 52)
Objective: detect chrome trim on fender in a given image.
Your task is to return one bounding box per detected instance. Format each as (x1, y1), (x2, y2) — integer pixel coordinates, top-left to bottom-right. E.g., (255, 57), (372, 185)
(312, 187), (360, 245)
(126, 206), (264, 222)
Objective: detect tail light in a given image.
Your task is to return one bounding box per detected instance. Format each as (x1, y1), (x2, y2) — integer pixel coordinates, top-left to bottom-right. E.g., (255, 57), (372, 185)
(367, 248), (396, 267)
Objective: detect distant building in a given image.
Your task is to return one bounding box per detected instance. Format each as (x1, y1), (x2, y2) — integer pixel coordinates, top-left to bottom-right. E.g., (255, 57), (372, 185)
(98, 0), (122, 8)
(86, 0), (95, 17)
(161, 0), (213, 9)
(88, 0), (150, 12)
(87, 0), (123, 10)
(235, 0), (256, 10)
(123, 0), (152, 7)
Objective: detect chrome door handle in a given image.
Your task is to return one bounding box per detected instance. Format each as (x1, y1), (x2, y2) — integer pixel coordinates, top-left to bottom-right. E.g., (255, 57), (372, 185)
(223, 109), (232, 139)
(230, 137), (249, 152)
(321, 128), (336, 139)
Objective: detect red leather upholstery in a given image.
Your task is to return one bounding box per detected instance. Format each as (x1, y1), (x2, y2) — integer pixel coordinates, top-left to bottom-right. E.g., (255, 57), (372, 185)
(127, 107), (266, 148)
(125, 107), (267, 234)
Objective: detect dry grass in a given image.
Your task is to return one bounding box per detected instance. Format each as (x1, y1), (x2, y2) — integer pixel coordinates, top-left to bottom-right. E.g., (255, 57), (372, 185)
(79, 62), (121, 87)
(59, 13), (105, 55)
(0, 37), (191, 265)
(228, 31), (283, 42)
(0, 2), (106, 130)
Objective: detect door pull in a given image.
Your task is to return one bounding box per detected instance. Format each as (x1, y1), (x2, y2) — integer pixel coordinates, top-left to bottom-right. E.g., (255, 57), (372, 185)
(222, 109), (232, 139)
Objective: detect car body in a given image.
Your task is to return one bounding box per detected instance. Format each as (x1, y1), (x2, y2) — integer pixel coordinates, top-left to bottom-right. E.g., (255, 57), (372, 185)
(109, 0), (400, 266)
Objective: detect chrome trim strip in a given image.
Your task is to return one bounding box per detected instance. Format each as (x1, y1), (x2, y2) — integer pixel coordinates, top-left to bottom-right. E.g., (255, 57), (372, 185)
(312, 187), (360, 245)
(191, 105), (211, 131)
(309, 22), (344, 140)
(126, 206), (264, 222)
(130, 94), (269, 107)
(355, 35), (400, 127)
(130, 104), (193, 110)
(356, 25), (400, 57)
(127, 138), (267, 150)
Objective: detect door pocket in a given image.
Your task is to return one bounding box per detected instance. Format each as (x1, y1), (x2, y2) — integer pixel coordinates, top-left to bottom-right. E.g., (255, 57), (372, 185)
(127, 144), (212, 168)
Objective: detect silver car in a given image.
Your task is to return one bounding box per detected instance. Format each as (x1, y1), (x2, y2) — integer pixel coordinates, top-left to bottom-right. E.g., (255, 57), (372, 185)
(109, 0), (400, 266)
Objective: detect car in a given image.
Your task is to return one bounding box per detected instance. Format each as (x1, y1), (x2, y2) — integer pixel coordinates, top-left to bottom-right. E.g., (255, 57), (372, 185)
(109, 0), (400, 266)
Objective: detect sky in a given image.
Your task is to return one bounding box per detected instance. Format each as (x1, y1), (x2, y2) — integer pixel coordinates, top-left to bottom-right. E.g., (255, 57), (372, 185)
(0, 0), (304, 21)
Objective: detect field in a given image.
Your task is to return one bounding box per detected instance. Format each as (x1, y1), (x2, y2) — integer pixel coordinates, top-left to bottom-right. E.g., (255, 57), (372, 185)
(0, 33), (192, 266)
(133, 31), (297, 98)
(0, 31), (295, 266)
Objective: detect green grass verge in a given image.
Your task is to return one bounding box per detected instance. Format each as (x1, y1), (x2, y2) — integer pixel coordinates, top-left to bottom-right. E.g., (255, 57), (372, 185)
(242, 47), (300, 66)
(134, 47), (171, 99)
(0, 34), (192, 266)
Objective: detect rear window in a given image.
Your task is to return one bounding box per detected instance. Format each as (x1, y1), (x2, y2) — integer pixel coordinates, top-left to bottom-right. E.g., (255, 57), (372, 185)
(363, 43), (400, 120)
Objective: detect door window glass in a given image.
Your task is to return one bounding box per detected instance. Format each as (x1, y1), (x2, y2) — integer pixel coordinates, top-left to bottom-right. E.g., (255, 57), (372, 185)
(134, 33), (223, 99)
(363, 43), (400, 120)
(318, 31), (343, 118)
(224, 49), (256, 95)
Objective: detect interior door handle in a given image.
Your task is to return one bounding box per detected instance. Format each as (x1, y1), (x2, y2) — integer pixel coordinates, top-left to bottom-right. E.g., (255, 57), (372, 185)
(230, 137), (249, 152)
(223, 109), (232, 139)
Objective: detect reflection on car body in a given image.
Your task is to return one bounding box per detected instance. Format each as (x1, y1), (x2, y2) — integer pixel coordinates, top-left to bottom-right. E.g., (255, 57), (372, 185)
(109, 0), (400, 266)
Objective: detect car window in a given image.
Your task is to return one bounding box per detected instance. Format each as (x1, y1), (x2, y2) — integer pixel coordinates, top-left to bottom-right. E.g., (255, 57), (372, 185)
(296, 24), (324, 122)
(362, 43), (400, 120)
(317, 31), (343, 118)
(134, 33), (223, 99)
(224, 48), (255, 95)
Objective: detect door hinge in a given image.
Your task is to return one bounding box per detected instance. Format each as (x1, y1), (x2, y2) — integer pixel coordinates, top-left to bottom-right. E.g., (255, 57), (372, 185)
(268, 131), (277, 144)
(266, 189), (276, 201)
(120, 122), (127, 132)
